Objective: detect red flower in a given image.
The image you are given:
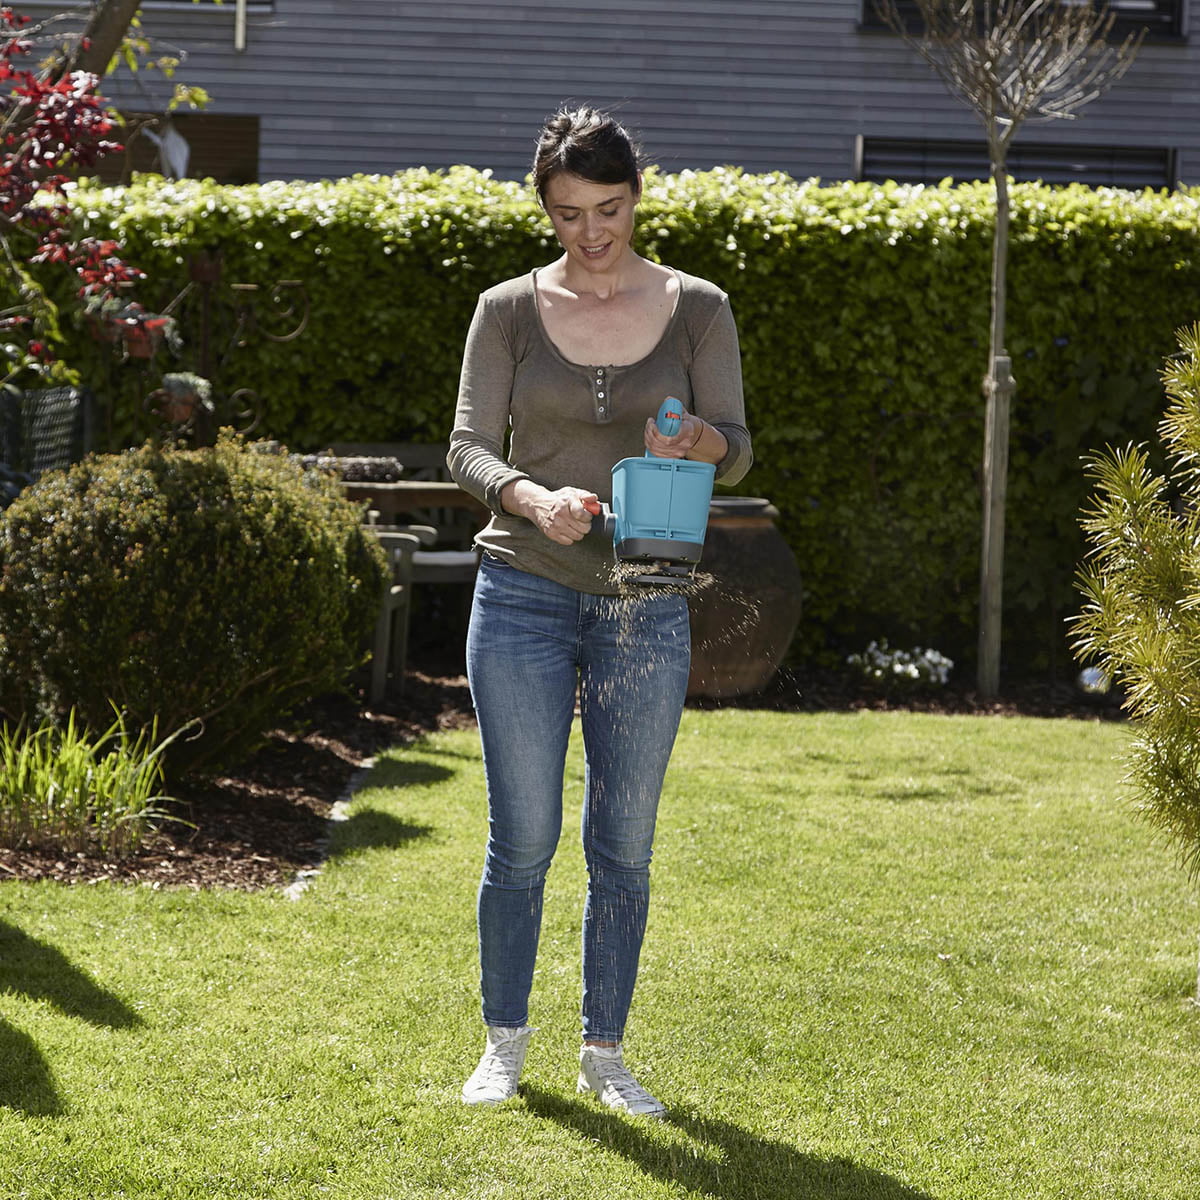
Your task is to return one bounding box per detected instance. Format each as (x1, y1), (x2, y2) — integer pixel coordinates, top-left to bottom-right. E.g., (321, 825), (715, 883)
(0, 14), (140, 381)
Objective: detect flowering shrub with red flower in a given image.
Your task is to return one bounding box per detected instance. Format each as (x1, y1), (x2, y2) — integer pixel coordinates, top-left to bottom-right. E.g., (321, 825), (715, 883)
(0, 6), (144, 383)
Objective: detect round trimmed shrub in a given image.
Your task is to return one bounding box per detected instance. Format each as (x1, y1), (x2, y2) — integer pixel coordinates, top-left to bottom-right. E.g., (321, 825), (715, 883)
(0, 433), (386, 775)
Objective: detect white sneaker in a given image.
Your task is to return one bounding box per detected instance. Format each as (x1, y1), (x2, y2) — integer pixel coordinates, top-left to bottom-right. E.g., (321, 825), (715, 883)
(462, 1025), (535, 1105)
(577, 1043), (666, 1118)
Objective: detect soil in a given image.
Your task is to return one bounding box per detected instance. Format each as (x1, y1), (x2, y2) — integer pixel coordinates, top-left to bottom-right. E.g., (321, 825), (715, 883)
(0, 647), (1124, 892)
(0, 665), (476, 892)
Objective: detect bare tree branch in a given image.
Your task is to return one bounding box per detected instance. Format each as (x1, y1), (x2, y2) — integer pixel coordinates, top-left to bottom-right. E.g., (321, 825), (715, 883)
(870, 0), (1144, 698)
(876, 0), (1142, 135)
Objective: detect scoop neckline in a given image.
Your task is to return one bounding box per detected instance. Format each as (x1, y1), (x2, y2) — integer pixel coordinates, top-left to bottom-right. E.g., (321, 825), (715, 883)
(529, 266), (683, 372)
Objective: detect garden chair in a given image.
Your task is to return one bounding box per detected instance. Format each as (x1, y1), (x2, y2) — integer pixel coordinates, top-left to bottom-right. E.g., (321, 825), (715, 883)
(366, 522), (438, 703)
(334, 441), (483, 656)
(0, 385), (95, 480)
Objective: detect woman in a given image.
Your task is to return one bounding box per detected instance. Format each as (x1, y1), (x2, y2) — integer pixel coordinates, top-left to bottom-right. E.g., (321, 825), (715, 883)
(448, 105), (752, 1116)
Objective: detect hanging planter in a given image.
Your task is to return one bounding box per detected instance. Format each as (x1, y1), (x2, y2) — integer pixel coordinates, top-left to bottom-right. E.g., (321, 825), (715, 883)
(82, 294), (128, 345)
(148, 372), (214, 425)
(121, 314), (177, 360)
(86, 312), (122, 345)
(122, 324), (156, 358)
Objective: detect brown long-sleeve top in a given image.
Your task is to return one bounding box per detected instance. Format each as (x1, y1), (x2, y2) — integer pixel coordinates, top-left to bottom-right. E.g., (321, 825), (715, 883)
(447, 267), (753, 595)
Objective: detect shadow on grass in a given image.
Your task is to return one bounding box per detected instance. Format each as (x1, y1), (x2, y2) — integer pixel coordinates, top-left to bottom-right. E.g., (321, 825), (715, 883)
(383, 738), (481, 765)
(0, 918), (144, 1116)
(324, 752), (453, 857)
(326, 809), (434, 859)
(364, 758), (456, 790)
(522, 1085), (934, 1200)
(0, 1019), (62, 1116)
(0, 920), (142, 1029)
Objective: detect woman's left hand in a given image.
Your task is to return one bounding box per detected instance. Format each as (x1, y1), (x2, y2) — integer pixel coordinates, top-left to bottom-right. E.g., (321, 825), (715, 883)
(644, 413), (702, 459)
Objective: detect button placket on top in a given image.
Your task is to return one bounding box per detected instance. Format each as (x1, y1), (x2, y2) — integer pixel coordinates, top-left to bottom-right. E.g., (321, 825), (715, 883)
(593, 366), (610, 423)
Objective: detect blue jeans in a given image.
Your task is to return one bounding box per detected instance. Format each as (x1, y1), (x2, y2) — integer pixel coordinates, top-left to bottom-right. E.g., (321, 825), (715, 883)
(466, 555), (691, 1042)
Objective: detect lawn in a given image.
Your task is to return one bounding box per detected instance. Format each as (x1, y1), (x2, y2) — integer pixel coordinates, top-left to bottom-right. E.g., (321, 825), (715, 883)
(1, 709), (1197, 1199)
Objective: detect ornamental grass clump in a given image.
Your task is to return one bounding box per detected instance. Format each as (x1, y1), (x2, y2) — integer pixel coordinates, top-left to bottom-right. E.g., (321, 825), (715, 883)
(1073, 322), (1200, 879)
(0, 709), (178, 857)
(0, 432), (386, 776)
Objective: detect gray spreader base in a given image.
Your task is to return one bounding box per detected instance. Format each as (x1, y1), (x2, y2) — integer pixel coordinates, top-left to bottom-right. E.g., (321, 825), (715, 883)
(614, 536), (704, 565)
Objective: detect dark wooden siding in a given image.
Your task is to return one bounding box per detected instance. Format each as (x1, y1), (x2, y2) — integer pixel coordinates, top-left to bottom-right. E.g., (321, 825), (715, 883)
(47, 0), (1200, 185)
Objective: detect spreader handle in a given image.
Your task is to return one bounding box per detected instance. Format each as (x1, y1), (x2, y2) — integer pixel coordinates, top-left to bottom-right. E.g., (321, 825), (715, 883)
(645, 397), (686, 459)
(656, 397), (684, 438)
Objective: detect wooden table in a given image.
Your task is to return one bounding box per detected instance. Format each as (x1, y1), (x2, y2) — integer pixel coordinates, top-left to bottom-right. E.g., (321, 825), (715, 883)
(341, 479), (490, 524)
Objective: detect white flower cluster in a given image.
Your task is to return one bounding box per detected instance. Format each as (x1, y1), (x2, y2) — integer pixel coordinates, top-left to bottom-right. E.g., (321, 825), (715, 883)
(847, 640), (953, 688)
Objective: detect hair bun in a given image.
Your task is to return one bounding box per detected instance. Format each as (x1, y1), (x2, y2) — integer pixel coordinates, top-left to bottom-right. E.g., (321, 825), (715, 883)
(532, 105), (644, 202)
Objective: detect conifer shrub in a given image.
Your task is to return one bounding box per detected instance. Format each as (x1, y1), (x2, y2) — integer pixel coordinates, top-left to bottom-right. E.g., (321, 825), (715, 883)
(1073, 323), (1200, 878)
(0, 433), (386, 776)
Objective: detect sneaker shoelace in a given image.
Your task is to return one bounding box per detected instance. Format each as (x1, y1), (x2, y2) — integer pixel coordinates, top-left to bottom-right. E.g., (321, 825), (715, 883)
(476, 1034), (527, 1085)
(588, 1052), (656, 1106)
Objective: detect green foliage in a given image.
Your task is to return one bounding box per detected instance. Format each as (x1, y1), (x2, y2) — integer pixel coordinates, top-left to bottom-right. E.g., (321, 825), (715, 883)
(0, 432), (386, 775)
(1072, 323), (1200, 878)
(53, 169), (552, 451)
(0, 707), (179, 857)
(32, 170), (1200, 672)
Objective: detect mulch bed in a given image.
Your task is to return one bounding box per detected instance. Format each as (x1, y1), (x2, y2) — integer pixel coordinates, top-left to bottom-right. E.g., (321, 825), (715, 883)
(0, 653), (1123, 892)
(0, 668), (476, 892)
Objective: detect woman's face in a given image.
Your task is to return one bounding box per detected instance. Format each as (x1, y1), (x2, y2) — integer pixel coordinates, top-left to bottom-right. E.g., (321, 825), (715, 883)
(541, 172), (640, 275)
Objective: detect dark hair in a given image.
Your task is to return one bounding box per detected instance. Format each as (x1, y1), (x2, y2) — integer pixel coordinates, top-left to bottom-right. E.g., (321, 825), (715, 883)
(532, 106), (644, 203)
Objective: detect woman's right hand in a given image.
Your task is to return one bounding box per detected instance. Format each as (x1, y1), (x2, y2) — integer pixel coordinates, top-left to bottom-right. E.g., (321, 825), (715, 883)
(501, 480), (599, 545)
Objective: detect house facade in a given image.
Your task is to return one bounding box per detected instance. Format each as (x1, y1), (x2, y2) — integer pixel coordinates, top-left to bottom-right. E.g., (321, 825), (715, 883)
(33, 0), (1200, 189)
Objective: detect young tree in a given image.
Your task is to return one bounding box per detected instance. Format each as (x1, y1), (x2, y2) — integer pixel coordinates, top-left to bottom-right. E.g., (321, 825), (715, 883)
(873, 0), (1142, 697)
(1073, 324), (1200, 993)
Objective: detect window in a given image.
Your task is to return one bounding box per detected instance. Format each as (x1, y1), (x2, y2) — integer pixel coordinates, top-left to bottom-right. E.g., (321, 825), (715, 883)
(860, 1), (1183, 40)
(87, 113), (260, 186)
(140, 1), (273, 9)
(856, 135), (1175, 189)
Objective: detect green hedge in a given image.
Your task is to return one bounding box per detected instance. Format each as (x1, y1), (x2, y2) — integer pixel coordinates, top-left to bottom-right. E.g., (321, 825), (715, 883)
(28, 170), (1200, 675)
